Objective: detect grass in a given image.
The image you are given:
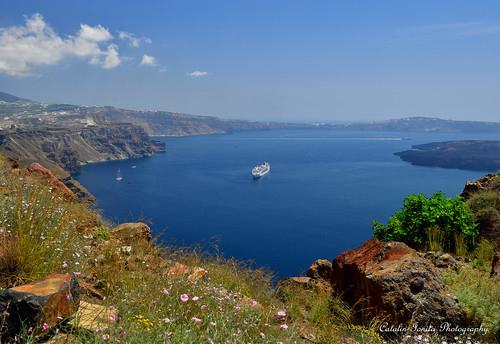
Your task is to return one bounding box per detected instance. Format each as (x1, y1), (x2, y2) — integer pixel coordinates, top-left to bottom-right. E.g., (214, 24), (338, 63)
(0, 162), (301, 342)
(443, 265), (500, 343)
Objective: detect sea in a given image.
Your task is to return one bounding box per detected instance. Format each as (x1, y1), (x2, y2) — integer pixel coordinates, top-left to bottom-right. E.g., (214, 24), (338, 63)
(75, 129), (497, 278)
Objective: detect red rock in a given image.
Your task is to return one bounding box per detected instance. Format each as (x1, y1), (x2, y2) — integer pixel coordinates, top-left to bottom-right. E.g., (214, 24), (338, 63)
(331, 238), (465, 328)
(0, 273), (80, 339)
(22, 163), (76, 200)
(111, 222), (152, 243)
(491, 252), (500, 277)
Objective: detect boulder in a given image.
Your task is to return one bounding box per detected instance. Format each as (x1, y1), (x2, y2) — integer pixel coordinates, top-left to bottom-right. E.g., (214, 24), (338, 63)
(0, 273), (79, 339)
(111, 222), (152, 243)
(69, 300), (117, 333)
(491, 252), (500, 277)
(166, 262), (207, 283)
(307, 259), (333, 281)
(21, 163), (76, 200)
(422, 251), (461, 271)
(331, 238), (466, 329)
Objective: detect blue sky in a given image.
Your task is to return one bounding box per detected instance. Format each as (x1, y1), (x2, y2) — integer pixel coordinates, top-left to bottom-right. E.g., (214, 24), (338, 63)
(0, 1), (499, 122)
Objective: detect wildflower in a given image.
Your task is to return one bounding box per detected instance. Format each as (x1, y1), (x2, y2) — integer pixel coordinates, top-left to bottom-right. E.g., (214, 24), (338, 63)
(27, 327), (33, 334)
(62, 261), (68, 268)
(259, 332), (265, 338)
(109, 314), (116, 322)
(235, 305), (241, 311)
(163, 317), (171, 324)
(280, 324), (288, 330)
(192, 317), (202, 324)
(200, 304), (207, 310)
(192, 296), (199, 301)
(102, 333), (110, 340)
(251, 300), (258, 307)
(277, 309), (286, 318)
(162, 288), (169, 295)
(42, 323), (49, 331)
(180, 294), (189, 302)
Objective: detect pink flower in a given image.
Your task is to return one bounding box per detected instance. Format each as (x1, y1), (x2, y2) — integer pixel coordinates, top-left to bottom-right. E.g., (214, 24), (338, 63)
(102, 333), (110, 340)
(27, 327), (33, 334)
(280, 324), (288, 330)
(180, 294), (189, 302)
(192, 296), (199, 301)
(42, 323), (49, 331)
(109, 314), (116, 322)
(277, 309), (286, 318)
(235, 305), (241, 311)
(251, 300), (258, 307)
(200, 304), (207, 310)
(192, 317), (202, 324)
(163, 317), (171, 324)
(162, 288), (169, 295)
(259, 332), (265, 338)
(62, 261), (68, 269)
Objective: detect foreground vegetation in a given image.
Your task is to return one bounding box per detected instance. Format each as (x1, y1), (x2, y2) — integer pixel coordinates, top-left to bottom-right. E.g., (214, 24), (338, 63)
(0, 160), (383, 343)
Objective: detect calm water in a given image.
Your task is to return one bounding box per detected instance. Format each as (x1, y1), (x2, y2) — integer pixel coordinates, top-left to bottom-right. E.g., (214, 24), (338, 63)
(75, 129), (496, 277)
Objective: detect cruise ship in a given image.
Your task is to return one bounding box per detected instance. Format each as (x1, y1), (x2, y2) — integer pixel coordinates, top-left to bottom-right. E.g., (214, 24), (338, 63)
(252, 161), (270, 179)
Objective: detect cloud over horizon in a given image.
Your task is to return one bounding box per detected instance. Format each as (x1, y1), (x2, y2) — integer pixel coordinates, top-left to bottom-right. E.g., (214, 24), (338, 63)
(0, 13), (122, 76)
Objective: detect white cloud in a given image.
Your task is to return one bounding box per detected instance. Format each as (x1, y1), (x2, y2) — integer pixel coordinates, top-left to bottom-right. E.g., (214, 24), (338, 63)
(79, 24), (113, 42)
(187, 70), (209, 78)
(118, 31), (151, 47)
(0, 13), (121, 76)
(140, 54), (157, 66)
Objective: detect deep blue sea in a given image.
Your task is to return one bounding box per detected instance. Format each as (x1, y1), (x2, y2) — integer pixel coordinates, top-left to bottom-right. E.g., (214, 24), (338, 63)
(75, 129), (497, 278)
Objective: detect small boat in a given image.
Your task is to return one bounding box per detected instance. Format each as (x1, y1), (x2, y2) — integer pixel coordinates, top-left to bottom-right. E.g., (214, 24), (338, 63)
(131, 165), (137, 169)
(116, 169), (123, 181)
(252, 161), (270, 179)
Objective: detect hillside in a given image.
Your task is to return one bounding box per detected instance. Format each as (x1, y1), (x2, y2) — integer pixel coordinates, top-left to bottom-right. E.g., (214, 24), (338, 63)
(331, 116), (500, 133)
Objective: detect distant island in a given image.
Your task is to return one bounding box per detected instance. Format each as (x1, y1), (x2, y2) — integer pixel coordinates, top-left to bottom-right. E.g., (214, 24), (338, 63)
(4, 90), (500, 176)
(396, 140), (500, 172)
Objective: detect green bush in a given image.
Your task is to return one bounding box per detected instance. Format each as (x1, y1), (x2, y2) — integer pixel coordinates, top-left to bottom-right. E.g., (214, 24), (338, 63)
(373, 192), (478, 252)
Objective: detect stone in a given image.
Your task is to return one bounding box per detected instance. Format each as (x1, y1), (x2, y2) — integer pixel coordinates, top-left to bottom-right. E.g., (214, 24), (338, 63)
(111, 222), (152, 243)
(18, 163), (76, 200)
(167, 262), (191, 276)
(306, 259), (333, 281)
(331, 238), (466, 329)
(69, 301), (117, 332)
(0, 273), (79, 339)
(45, 333), (82, 344)
(187, 267), (207, 283)
(423, 251), (461, 270)
(491, 252), (500, 277)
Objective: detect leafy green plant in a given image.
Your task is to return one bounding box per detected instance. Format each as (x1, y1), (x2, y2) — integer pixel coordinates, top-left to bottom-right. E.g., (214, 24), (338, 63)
(373, 192), (478, 253)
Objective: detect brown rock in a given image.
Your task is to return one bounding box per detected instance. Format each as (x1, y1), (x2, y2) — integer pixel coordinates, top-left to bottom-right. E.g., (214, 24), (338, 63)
(21, 163), (76, 200)
(167, 262), (191, 276)
(460, 174), (497, 200)
(45, 333), (82, 344)
(111, 222), (152, 243)
(307, 259), (333, 281)
(69, 300), (117, 332)
(331, 238), (466, 329)
(0, 273), (79, 339)
(491, 252), (500, 277)
(187, 267), (207, 283)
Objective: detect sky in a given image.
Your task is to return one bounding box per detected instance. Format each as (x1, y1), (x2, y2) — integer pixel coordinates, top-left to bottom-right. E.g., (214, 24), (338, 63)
(0, 1), (499, 122)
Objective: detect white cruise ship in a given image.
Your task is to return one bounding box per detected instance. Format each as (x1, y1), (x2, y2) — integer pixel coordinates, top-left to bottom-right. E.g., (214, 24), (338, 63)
(252, 161), (270, 179)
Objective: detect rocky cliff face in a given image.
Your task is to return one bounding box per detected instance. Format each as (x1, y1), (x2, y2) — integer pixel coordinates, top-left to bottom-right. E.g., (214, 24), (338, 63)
(0, 124), (165, 174)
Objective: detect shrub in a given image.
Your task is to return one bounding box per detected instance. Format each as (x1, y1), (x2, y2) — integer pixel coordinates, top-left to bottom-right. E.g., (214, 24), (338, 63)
(373, 192), (478, 252)
(466, 190), (500, 233)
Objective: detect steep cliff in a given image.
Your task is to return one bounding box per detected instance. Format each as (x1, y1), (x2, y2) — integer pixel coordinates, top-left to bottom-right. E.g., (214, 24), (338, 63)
(0, 124), (165, 174)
